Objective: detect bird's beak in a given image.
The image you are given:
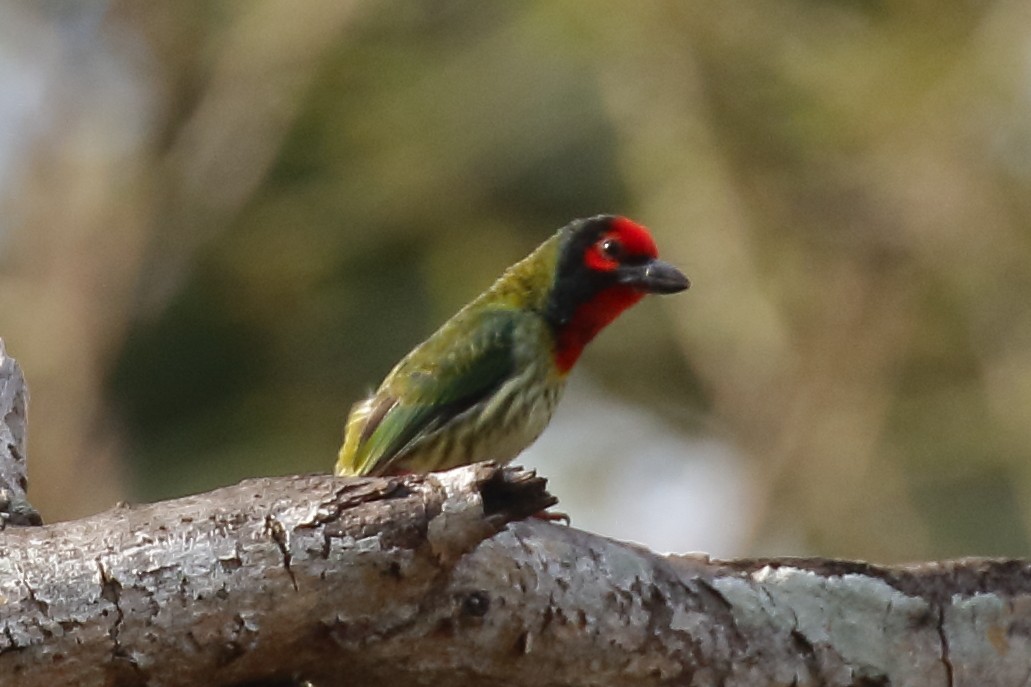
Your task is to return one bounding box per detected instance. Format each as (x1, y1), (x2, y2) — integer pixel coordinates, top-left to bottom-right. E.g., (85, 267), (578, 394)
(617, 258), (690, 294)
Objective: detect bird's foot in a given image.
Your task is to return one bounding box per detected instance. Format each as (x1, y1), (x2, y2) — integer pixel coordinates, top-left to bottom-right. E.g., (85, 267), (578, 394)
(531, 509), (570, 525)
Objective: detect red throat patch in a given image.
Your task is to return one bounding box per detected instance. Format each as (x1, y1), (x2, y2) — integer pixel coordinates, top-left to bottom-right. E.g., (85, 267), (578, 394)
(553, 285), (644, 373)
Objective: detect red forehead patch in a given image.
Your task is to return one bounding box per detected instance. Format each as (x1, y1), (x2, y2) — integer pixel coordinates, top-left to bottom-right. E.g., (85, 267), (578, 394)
(610, 216), (658, 258)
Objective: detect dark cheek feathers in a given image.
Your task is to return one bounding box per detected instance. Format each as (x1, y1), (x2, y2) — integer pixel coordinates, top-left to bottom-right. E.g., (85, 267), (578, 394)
(551, 285), (644, 373)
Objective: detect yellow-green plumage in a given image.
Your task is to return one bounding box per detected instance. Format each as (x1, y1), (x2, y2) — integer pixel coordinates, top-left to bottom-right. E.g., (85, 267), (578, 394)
(336, 234), (566, 476)
(335, 215), (689, 477)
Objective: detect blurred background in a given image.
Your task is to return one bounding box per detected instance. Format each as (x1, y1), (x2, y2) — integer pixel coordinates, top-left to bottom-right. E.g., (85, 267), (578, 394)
(2, 0), (1030, 562)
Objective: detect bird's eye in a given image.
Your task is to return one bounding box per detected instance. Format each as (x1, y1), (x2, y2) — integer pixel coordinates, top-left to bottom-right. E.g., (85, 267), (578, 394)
(600, 238), (623, 260)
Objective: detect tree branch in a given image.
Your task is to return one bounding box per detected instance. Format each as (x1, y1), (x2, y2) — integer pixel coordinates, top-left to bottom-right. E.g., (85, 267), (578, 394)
(2, 341), (1029, 686)
(0, 462), (1026, 686)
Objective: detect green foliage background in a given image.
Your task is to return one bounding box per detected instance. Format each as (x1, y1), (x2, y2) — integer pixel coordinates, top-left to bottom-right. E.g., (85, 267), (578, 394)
(2, 0), (1030, 561)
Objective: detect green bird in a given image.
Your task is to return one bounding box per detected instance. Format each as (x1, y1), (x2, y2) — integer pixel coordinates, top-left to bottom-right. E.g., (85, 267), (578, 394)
(336, 215), (689, 477)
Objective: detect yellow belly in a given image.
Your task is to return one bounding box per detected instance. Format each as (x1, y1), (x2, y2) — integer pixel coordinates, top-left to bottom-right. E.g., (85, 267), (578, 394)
(392, 365), (564, 473)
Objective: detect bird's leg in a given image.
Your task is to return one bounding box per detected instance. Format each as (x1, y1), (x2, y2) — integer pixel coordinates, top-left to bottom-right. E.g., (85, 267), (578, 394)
(531, 509), (570, 525)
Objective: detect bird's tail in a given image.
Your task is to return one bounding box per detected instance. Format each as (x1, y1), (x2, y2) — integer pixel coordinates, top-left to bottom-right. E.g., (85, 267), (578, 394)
(335, 398), (374, 476)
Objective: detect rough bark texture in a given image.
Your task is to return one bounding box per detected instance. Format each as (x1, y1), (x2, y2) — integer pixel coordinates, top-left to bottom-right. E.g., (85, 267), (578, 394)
(0, 466), (556, 686)
(0, 468), (1028, 687)
(0, 340), (41, 526)
(2, 346), (1031, 686)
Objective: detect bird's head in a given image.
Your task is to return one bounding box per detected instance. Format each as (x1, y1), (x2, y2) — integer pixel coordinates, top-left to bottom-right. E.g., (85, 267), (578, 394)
(546, 215), (689, 373)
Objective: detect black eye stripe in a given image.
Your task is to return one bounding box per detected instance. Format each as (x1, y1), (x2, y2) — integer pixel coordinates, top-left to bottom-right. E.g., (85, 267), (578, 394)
(546, 215), (625, 329)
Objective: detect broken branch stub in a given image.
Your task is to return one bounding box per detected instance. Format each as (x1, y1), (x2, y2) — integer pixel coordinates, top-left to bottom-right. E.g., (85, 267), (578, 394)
(0, 339), (41, 526)
(0, 464), (554, 686)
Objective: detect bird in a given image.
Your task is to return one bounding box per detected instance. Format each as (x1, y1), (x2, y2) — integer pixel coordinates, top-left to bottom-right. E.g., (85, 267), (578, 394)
(336, 215), (689, 478)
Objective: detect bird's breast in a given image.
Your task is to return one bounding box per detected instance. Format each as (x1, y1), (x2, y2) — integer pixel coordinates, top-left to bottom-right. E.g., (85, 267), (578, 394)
(409, 354), (565, 472)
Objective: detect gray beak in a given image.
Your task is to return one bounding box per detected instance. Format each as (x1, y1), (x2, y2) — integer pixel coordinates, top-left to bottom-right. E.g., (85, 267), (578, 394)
(617, 258), (690, 294)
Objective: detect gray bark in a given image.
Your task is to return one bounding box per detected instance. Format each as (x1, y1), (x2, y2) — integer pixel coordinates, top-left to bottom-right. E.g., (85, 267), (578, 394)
(1, 468), (1029, 687)
(1, 344), (1029, 686)
(0, 340), (41, 526)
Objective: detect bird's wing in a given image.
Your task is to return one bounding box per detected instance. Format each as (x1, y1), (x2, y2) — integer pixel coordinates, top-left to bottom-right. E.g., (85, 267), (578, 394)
(341, 309), (521, 476)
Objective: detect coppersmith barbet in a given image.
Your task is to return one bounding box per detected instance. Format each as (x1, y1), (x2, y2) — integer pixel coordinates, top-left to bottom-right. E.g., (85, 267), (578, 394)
(336, 215), (689, 477)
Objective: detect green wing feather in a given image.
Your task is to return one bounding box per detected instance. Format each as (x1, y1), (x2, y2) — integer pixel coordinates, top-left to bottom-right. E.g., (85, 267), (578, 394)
(339, 309), (519, 476)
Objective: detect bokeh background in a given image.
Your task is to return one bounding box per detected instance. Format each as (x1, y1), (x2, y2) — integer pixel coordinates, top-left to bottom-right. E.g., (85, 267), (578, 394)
(2, 0), (1030, 562)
